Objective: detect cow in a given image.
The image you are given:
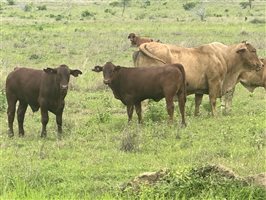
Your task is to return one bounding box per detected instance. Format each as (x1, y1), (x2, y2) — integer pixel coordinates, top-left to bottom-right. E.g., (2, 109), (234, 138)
(92, 62), (186, 126)
(221, 58), (266, 112)
(6, 64), (82, 138)
(133, 41), (263, 116)
(128, 33), (155, 47)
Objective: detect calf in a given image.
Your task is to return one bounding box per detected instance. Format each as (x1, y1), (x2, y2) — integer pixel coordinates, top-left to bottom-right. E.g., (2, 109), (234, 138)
(92, 62), (186, 126)
(128, 33), (154, 47)
(6, 64), (82, 138)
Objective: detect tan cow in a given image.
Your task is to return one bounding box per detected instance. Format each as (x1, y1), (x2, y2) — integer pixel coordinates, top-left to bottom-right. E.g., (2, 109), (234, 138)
(133, 41), (263, 116)
(221, 58), (266, 113)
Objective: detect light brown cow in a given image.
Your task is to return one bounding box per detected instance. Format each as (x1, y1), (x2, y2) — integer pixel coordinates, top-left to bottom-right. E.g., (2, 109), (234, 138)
(133, 41), (263, 116)
(128, 33), (154, 47)
(221, 58), (266, 112)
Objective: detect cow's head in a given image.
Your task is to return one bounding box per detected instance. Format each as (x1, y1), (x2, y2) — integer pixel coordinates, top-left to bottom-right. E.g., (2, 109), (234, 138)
(128, 33), (137, 46)
(43, 64), (82, 92)
(92, 62), (121, 85)
(236, 41), (264, 71)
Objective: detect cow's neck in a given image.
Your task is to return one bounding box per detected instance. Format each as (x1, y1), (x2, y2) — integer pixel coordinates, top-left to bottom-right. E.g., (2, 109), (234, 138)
(108, 72), (124, 101)
(222, 45), (247, 94)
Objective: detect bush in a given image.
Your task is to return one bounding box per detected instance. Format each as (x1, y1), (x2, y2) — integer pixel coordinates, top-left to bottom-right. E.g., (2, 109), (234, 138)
(183, 2), (197, 11)
(6, 0), (15, 5)
(81, 10), (96, 18)
(37, 5), (47, 11)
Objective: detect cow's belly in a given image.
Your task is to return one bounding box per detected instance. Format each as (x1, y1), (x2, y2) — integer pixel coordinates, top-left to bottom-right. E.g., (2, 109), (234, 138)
(186, 74), (208, 95)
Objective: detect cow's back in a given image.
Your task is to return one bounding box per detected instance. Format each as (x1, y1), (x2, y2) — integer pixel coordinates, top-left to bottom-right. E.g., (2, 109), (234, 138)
(6, 68), (42, 110)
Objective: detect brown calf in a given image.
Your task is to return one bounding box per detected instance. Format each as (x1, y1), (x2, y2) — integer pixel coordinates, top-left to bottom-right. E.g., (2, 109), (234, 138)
(128, 33), (154, 47)
(92, 62), (186, 126)
(6, 64), (82, 138)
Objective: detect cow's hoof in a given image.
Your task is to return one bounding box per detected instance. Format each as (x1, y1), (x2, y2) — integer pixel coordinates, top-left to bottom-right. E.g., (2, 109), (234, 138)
(8, 130), (14, 138)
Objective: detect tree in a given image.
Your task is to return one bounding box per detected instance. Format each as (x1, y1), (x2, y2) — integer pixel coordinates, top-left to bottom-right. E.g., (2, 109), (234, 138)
(122, 0), (131, 16)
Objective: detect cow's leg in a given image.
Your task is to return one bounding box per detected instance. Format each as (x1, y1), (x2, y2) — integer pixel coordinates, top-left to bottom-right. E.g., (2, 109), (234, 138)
(208, 86), (221, 116)
(165, 96), (174, 123)
(135, 102), (142, 123)
(40, 107), (49, 138)
(178, 93), (186, 127)
(6, 93), (17, 137)
(56, 112), (63, 138)
(221, 87), (235, 115)
(17, 101), (28, 137)
(194, 94), (203, 116)
(127, 105), (134, 122)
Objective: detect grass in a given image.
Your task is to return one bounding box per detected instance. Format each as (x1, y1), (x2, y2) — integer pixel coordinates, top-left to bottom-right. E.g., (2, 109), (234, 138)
(0, 0), (266, 199)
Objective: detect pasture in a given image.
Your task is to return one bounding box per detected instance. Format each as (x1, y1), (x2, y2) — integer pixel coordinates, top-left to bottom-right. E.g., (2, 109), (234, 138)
(0, 0), (265, 199)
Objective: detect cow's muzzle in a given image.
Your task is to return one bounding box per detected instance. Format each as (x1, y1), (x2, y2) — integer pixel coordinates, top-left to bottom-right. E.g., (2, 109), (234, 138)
(60, 84), (68, 90)
(103, 79), (111, 85)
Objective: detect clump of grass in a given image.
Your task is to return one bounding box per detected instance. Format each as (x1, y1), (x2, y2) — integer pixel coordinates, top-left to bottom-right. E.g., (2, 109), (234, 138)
(183, 2), (197, 11)
(104, 9), (116, 16)
(0, 89), (6, 112)
(37, 5), (47, 11)
(24, 3), (33, 12)
(81, 10), (96, 18)
(120, 167), (266, 199)
(120, 125), (140, 152)
(250, 18), (265, 24)
(6, 0), (15, 5)
(145, 100), (165, 122)
(29, 54), (40, 60)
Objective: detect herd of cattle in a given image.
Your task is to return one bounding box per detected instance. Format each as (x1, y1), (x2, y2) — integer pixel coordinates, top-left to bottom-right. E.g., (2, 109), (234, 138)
(5, 33), (265, 138)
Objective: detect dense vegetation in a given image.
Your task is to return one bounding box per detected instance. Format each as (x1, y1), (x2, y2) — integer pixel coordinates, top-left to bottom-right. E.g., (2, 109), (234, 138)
(0, 0), (265, 199)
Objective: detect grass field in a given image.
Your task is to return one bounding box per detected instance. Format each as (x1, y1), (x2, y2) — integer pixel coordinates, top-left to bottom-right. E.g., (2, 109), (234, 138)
(0, 0), (266, 199)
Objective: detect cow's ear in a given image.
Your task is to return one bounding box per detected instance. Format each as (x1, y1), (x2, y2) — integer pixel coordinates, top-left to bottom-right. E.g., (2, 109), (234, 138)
(114, 65), (121, 72)
(236, 47), (247, 54)
(92, 66), (103, 72)
(44, 68), (57, 74)
(70, 69), (82, 77)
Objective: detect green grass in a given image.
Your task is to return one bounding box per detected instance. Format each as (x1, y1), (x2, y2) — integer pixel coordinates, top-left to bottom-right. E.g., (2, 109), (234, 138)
(0, 0), (266, 199)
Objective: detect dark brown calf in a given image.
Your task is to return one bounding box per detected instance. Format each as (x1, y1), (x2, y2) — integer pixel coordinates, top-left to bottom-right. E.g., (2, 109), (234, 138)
(6, 64), (82, 138)
(92, 62), (186, 126)
(128, 33), (154, 47)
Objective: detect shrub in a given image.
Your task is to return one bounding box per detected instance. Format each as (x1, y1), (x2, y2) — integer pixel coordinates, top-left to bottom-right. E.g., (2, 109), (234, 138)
(6, 0), (15, 5)
(37, 5), (47, 11)
(183, 2), (197, 11)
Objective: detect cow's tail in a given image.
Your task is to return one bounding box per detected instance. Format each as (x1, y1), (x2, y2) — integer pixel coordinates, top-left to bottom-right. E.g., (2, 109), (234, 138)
(139, 44), (167, 64)
(177, 63), (187, 103)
